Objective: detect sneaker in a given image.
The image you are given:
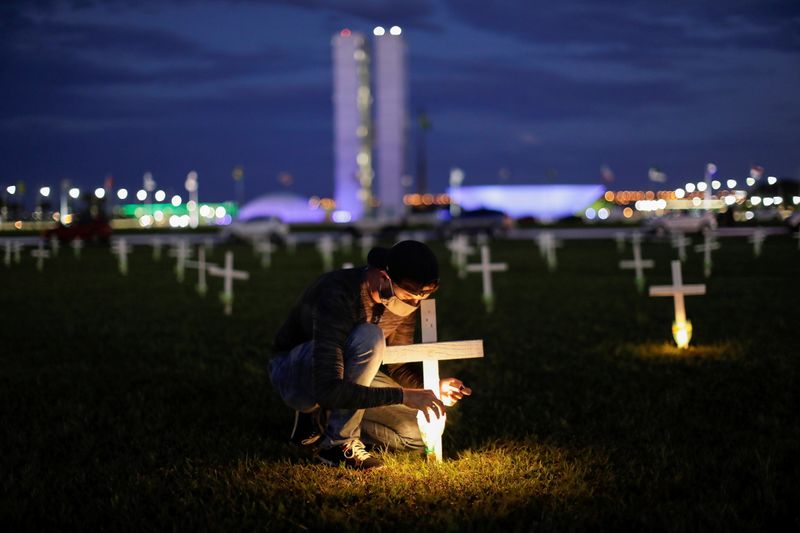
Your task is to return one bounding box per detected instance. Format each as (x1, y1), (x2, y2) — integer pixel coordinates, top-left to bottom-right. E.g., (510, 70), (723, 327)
(289, 410), (322, 447)
(317, 439), (384, 470)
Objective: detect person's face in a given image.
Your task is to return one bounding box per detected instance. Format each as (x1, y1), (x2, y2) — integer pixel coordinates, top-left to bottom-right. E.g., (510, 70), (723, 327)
(380, 273), (437, 305)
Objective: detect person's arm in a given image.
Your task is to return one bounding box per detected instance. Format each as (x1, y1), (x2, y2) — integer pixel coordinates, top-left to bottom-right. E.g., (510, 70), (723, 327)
(311, 289), (403, 409)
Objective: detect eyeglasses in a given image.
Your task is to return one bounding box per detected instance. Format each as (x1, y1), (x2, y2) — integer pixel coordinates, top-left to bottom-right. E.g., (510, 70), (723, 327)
(389, 277), (439, 300)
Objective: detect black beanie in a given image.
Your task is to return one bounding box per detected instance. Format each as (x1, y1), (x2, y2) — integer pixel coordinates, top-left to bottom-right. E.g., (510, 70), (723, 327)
(367, 240), (439, 289)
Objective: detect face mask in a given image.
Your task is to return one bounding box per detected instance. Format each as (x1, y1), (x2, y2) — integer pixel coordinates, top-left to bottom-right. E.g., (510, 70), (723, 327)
(379, 277), (419, 316)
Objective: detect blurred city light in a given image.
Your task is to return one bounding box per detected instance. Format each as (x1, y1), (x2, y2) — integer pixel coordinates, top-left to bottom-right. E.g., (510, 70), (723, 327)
(711, 180), (721, 190)
(95, 188), (105, 199)
(767, 176), (777, 185)
(685, 183), (696, 193)
(39, 187), (50, 197)
(154, 190), (166, 202)
(726, 179), (737, 188)
(117, 188), (128, 200)
(6, 185), (16, 195)
(136, 189), (147, 201)
(373, 26), (385, 36)
(171, 195), (182, 207)
(69, 187), (80, 199)
(389, 26), (402, 35)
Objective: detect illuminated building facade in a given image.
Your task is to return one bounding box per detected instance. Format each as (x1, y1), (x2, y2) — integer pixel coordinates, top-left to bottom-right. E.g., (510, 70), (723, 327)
(373, 27), (408, 219)
(332, 30), (373, 221)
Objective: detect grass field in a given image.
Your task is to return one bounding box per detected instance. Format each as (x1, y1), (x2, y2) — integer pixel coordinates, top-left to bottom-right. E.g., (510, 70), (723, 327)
(2, 233), (798, 531)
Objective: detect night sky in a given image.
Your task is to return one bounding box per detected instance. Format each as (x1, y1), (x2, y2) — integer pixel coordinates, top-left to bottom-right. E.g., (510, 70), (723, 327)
(2, 0), (799, 204)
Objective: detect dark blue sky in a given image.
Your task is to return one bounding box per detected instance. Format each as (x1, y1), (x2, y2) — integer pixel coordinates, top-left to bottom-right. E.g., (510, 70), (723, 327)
(2, 0), (799, 203)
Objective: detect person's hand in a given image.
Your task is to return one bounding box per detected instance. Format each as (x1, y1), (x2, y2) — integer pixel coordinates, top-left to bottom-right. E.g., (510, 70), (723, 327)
(440, 377), (472, 407)
(402, 388), (446, 423)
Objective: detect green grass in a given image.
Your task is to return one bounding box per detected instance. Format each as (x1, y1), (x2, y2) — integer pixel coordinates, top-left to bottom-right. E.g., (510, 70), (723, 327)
(2, 235), (799, 530)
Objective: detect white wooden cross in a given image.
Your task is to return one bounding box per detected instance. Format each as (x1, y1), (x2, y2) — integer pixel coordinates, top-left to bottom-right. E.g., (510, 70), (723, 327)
(317, 235), (336, 272)
(339, 233), (354, 254)
(184, 246), (217, 296)
(111, 238), (130, 275)
(537, 232), (561, 272)
(151, 237), (163, 261)
(13, 241), (23, 264)
(447, 234), (474, 278)
(31, 241), (51, 271)
(670, 232), (691, 262)
(383, 299), (483, 462)
(169, 240), (192, 282)
(3, 240), (11, 267)
(465, 244), (508, 312)
(49, 236), (60, 257)
(693, 231), (720, 278)
(619, 233), (653, 293)
(203, 237), (215, 254)
(748, 229), (766, 258)
(71, 238), (83, 259)
(614, 232), (627, 253)
(208, 251), (250, 315)
(254, 239), (275, 268)
(649, 260), (706, 349)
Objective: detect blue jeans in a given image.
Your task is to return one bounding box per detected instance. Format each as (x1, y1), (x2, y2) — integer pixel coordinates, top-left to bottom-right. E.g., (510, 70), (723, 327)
(269, 323), (423, 451)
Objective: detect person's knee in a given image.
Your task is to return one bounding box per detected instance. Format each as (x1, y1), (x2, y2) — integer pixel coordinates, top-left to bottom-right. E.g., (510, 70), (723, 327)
(345, 323), (385, 365)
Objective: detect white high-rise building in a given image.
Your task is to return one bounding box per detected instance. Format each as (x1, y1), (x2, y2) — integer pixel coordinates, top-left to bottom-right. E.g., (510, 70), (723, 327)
(332, 30), (372, 221)
(373, 27), (408, 219)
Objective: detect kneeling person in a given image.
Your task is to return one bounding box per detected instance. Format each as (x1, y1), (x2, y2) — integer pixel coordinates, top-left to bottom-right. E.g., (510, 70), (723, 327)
(269, 240), (471, 469)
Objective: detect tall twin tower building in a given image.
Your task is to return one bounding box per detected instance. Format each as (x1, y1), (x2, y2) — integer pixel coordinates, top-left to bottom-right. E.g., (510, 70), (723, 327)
(332, 27), (407, 221)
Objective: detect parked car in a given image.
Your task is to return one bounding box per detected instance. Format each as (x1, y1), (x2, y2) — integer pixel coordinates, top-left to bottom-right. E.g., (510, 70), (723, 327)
(43, 215), (112, 244)
(644, 211), (717, 235)
(220, 216), (289, 243)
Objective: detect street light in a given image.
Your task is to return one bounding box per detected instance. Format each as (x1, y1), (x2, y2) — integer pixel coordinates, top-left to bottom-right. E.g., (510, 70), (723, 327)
(39, 187), (51, 197)
(95, 187), (105, 199)
(117, 188), (128, 200)
(69, 187), (80, 199)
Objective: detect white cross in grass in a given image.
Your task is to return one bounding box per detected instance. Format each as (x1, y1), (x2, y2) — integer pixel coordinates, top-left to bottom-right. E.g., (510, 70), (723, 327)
(254, 239), (275, 268)
(71, 238), (83, 259)
(614, 232), (627, 253)
(670, 232), (691, 262)
(693, 231), (720, 278)
(537, 232), (561, 272)
(184, 247), (217, 296)
(447, 234), (474, 278)
(748, 229), (766, 258)
(383, 299), (484, 462)
(465, 244), (508, 312)
(3, 240), (11, 267)
(649, 260), (706, 349)
(317, 235), (336, 272)
(169, 240), (192, 282)
(13, 241), (23, 264)
(208, 251), (250, 315)
(49, 236), (59, 257)
(111, 238), (130, 275)
(151, 237), (163, 261)
(619, 233), (654, 293)
(31, 241), (51, 271)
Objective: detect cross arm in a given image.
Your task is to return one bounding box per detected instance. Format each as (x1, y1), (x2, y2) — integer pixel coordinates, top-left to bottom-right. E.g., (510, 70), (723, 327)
(649, 285), (706, 297)
(383, 340), (484, 364)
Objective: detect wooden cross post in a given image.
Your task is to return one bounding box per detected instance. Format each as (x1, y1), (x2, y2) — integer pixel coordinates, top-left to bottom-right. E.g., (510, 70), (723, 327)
(170, 240), (191, 282)
(671, 232), (691, 262)
(254, 240), (275, 269)
(466, 244), (508, 312)
(447, 234), (474, 278)
(317, 235), (336, 272)
(649, 260), (706, 349)
(13, 241), (23, 264)
(31, 241), (51, 272)
(203, 238), (215, 255)
(693, 231), (720, 278)
(614, 232), (627, 253)
(111, 238), (130, 275)
(619, 233), (654, 293)
(49, 236), (60, 257)
(71, 238), (83, 259)
(748, 230), (766, 258)
(184, 246), (217, 296)
(537, 232), (561, 272)
(208, 251), (249, 315)
(151, 237), (163, 261)
(3, 240), (11, 267)
(383, 299), (483, 462)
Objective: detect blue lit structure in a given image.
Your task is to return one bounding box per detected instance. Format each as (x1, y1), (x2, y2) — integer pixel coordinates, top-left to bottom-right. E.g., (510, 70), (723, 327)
(448, 184), (606, 221)
(237, 193), (326, 224)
